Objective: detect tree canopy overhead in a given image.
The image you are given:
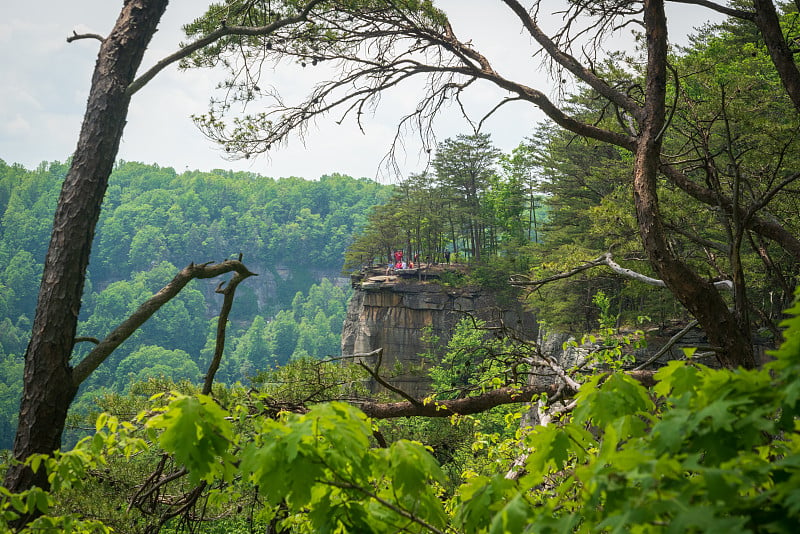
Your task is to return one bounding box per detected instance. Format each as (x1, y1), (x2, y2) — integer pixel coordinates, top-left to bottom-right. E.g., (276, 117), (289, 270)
(184, 0), (800, 370)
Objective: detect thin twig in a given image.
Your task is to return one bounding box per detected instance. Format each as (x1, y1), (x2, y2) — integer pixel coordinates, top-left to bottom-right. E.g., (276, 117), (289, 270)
(67, 30), (104, 43)
(633, 320), (699, 371)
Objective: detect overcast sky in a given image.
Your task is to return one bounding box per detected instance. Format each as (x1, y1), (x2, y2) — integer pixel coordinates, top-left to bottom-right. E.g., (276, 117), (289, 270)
(0, 1), (721, 181)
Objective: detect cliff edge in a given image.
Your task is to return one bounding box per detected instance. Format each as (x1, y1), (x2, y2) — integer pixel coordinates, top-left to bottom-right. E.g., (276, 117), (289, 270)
(341, 266), (538, 397)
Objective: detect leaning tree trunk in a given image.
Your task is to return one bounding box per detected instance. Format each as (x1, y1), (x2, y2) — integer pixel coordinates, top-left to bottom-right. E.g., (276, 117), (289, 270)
(753, 0), (800, 113)
(4, 0), (169, 494)
(635, 0), (755, 370)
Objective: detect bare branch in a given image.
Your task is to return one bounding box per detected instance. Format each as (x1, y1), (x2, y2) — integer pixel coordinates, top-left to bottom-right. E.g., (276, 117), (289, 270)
(72, 260), (257, 386)
(504, 0), (644, 121)
(510, 252), (733, 291)
(67, 30), (104, 43)
(358, 371), (656, 419)
(663, 221), (732, 254)
(356, 349), (423, 407)
(748, 171), (800, 216)
(633, 319), (699, 370)
(359, 384), (558, 419)
(510, 254), (614, 289)
(203, 258), (257, 395)
(659, 162), (800, 261)
(667, 0), (755, 20)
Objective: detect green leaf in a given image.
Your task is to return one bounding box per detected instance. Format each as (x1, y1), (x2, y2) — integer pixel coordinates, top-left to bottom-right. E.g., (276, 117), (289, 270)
(694, 398), (744, 432)
(489, 494), (532, 534)
(525, 425), (579, 482)
(654, 360), (701, 398)
(146, 393), (234, 485)
(574, 373), (654, 428)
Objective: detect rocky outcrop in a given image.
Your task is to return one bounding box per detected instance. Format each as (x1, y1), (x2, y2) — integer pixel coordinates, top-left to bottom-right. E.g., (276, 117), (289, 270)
(341, 269), (538, 397)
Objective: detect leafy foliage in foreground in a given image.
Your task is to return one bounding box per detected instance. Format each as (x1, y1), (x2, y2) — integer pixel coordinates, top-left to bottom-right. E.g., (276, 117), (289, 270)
(2, 291), (799, 532)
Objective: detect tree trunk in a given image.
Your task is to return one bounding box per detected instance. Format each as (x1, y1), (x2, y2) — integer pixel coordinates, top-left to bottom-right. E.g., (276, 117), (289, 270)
(634, 0), (755, 370)
(4, 0), (169, 494)
(753, 0), (800, 112)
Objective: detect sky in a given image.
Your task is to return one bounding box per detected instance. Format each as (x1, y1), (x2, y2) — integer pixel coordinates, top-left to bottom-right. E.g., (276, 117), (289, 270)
(0, 1), (722, 182)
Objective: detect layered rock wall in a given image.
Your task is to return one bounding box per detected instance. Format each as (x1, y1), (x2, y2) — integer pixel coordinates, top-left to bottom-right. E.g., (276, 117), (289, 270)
(341, 274), (538, 397)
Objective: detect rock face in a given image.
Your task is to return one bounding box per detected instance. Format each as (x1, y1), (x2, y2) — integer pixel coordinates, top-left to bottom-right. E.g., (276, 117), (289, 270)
(341, 270), (538, 397)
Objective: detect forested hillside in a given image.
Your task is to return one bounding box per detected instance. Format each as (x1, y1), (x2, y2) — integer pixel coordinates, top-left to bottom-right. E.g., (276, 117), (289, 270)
(3, 1), (800, 532)
(0, 160), (392, 448)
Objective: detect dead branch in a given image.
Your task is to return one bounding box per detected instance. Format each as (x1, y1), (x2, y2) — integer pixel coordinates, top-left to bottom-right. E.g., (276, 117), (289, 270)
(129, 462), (188, 514)
(67, 30), (104, 43)
(633, 319), (699, 371)
(72, 259), (257, 386)
(510, 254), (615, 289)
(505, 393), (577, 481)
(203, 258), (256, 395)
(510, 252), (733, 291)
(354, 348), (423, 407)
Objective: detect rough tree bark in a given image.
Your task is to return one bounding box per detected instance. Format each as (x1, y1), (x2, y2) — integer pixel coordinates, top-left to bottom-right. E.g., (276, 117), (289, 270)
(634, 0), (754, 369)
(752, 0), (800, 112)
(4, 0), (324, 498)
(4, 0), (170, 493)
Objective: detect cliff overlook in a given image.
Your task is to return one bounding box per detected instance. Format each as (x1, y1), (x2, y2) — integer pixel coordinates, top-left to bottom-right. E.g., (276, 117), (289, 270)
(341, 264), (538, 396)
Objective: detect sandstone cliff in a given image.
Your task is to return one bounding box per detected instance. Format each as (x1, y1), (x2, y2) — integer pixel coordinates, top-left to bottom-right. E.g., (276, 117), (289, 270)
(341, 267), (538, 397)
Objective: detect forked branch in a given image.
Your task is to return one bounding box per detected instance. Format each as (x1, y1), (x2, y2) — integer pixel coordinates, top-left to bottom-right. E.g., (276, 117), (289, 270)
(203, 258), (257, 395)
(72, 259), (257, 386)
